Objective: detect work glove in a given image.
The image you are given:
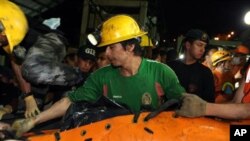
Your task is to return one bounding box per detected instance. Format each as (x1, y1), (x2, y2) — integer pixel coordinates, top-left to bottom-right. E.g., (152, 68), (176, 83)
(175, 94), (207, 118)
(0, 106), (12, 120)
(12, 118), (35, 138)
(24, 95), (40, 118)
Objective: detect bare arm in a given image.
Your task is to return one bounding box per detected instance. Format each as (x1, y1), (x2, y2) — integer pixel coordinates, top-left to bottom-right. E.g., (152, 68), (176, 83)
(34, 97), (72, 124)
(12, 97), (72, 137)
(10, 59), (40, 118)
(10, 59), (31, 94)
(232, 78), (245, 103)
(206, 103), (250, 120)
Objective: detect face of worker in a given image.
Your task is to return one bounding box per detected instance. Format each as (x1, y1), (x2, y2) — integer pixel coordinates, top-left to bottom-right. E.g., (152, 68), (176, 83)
(77, 58), (95, 73)
(223, 59), (233, 72)
(97, 52), (110, 69)
(187, 40), (207, 60)
(105, 43), (130, 67)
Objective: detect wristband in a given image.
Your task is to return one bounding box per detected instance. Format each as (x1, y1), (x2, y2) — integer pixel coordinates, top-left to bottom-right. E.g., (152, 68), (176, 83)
(23, 92), (33, 98)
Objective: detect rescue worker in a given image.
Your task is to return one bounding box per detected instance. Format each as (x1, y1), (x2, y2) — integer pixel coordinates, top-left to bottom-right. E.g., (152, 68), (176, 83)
(77, 46), (96, 74)
(231, 44), (249, 80)
(211, 50), (236, 103)
(202, 47), (218, 71)
(11, 14), (186, 137)
(44, 46), (96, 108)
(0, 0), (83, 118)
(140, 34), (154, 59)
(167, 29), (215, 102)
(176, 57), (250, 120)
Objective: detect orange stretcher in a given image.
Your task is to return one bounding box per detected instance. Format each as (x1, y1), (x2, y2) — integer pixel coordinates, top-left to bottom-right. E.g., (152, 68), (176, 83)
(25, 111), (250, 141)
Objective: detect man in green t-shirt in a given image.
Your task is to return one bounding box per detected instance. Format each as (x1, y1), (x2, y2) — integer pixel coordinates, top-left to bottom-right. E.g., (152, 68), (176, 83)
(11, 14), (185, 137)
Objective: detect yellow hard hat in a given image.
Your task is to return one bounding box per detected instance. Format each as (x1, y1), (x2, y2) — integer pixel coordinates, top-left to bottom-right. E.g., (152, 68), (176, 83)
(211, 50), (232, 66)
(98, 14), (147, 47)
(140, 34), (154, 48)
(0, 0), (28, 54)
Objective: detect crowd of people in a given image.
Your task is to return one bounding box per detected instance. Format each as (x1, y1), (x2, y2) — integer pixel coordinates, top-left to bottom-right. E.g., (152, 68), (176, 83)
(0, 0), (250, 139)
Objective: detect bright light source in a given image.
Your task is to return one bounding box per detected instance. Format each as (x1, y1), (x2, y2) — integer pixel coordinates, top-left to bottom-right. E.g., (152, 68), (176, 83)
(214, 37), (219, 40)
(235, 82), (239, 89)
(230, 31), (234, 35)
(179, 54), (184, 59)
(227, 34), (231, 38)
(155, 41), (159, 46)
(87, 34), (98, 45)
(244, 11), (250, 25)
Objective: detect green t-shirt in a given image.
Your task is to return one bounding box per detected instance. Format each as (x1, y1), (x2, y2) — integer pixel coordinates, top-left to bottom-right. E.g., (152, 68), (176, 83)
(68, 58), (185, 113)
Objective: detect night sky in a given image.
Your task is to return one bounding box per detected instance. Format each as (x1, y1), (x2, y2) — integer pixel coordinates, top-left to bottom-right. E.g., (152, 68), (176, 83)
(156, 0), (250, 41)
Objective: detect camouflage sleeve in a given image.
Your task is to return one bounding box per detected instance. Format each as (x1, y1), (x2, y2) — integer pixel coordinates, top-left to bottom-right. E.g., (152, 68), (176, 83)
(21, 33), (83, 86)
(22, 57), (83, 86)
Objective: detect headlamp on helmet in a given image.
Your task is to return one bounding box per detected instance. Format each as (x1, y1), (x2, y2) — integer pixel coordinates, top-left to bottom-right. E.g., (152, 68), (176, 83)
(87, 30), (101, 46)
(87, 25), (102, 46)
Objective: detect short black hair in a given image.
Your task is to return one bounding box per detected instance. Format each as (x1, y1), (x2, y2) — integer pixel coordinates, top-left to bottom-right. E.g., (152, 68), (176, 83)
(121, 38), (142, 56)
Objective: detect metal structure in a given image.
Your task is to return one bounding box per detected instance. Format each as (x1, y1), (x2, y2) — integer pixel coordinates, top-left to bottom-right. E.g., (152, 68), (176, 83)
(79, 0), (149, 46)
(11, 0), (61, 17)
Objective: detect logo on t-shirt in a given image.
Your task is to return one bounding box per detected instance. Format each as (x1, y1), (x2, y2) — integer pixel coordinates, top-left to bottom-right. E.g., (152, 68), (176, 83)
(222, 82), (235, 95)
(113, 95), (122, 99)
(142, 93), (152, 106)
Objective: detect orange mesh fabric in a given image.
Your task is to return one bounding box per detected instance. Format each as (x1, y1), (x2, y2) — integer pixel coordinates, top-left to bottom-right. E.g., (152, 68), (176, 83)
(213, 70), (236, 103)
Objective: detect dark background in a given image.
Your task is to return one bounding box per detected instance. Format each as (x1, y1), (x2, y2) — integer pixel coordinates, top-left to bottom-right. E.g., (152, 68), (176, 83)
(28, 0), (250, 46)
